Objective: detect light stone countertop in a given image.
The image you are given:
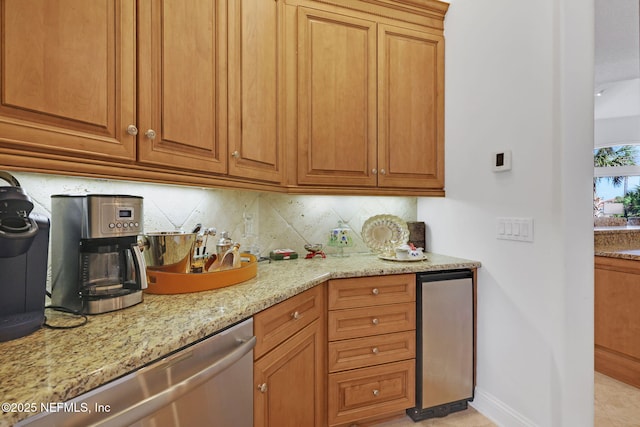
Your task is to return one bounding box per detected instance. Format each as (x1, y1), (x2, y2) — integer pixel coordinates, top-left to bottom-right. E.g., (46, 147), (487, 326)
(0, 252), (480, 426)
(594, 226), (640, 260)
(595, 248), (640, 261)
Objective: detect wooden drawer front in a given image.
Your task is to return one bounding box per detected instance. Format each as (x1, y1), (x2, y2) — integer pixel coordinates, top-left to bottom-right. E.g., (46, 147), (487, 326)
(329, 274), (415, 310)
(328, 360), (415, 426)
(254, 284), (325, 359)
(328, 330), (416, 373)
(328, 302), (415, 341)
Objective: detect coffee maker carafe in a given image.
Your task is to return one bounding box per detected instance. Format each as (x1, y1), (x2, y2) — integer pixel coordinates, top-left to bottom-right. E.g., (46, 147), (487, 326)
(51, 195), (147, 314)
(0, 172), (49, 342)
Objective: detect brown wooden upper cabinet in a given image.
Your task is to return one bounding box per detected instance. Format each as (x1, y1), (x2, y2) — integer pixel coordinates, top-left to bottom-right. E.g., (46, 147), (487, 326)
(139, 0), (284, 182)
(285, 0), (447, 194)
(0, 0), (446, 194)
(227, 0), (285, 183)
(0, 0), (136, 161)
(136, 0), (227, 175)
(0, 0), (283, 184)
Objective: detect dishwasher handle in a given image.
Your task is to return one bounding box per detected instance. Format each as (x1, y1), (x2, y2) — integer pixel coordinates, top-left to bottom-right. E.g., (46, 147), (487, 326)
(90, 335), (256, 427)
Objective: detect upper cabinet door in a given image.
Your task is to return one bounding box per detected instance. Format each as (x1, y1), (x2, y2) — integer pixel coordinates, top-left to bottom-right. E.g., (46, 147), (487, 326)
(0, 0), (136, 160)
(377, 24), (445, 189)
(228, 0), (284, 183)
(296, 7), (377, 187)
(137, 0), (227, 174)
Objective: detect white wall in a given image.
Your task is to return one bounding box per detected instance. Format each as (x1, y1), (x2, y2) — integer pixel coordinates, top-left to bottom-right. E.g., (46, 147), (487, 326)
(594, 79), (640, 147)
(418, 0), (594, 426)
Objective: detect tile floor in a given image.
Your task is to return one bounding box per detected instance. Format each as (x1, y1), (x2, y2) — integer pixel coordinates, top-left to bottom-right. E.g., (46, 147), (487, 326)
(374, 406), (495, 427)
(374, 372), (640, 427)
(595, 372), (640, 426)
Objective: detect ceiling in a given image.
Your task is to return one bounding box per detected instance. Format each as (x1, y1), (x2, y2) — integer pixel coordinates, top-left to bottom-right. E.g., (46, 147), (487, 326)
(595, 0), (639, 85)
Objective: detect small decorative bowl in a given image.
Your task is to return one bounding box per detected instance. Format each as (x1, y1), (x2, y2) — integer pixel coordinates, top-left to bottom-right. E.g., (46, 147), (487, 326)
(304, 243), (323, 253)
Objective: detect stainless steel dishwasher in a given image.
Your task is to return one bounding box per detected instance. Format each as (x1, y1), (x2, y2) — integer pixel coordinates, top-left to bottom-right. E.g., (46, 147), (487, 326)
(17, 318), (255, 427)
(407, 270), (474, 421)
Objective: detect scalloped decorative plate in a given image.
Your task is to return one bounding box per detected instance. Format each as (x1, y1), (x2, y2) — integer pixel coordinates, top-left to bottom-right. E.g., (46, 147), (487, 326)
(361, 214), (409, 255)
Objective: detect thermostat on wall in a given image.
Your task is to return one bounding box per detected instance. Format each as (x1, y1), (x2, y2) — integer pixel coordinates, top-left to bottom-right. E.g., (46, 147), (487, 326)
(492, 150), (512, 172)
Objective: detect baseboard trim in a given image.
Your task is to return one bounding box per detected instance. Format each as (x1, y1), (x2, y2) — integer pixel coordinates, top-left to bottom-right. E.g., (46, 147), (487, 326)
(470, 387), (538, 427)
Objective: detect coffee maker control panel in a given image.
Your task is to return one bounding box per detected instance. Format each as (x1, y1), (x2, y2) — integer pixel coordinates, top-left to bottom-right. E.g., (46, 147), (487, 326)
(106, 206), (140, 232)
(87, 196), (144, 238)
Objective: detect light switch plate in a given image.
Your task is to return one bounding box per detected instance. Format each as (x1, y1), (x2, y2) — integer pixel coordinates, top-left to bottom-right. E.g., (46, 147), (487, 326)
(497, 217), (533, 242)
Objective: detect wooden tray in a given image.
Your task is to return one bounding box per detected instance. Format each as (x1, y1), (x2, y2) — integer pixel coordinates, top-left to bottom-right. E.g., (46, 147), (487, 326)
(144, 254), (258, 294)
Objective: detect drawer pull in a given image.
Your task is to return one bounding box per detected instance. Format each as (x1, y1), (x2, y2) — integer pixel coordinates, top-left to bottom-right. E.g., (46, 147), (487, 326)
(372, 318), (379, 326)
(372, 347), (379, 354)
(372, 389), (380, 397)
(371, 288), (379, 296)
(291, 311), (301, 320)
(257, 383), (268, 393)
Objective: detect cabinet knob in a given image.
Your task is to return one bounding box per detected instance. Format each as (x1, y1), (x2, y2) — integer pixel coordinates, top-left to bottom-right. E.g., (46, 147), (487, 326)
(291, 311), (301, 320)
(145, 129), (157, 140)
(371, 288), (379, 296)
(126, 125), (138, 136)
(372, 168), (377, 175)
(372, 389), (380, 397)
(372, 318), (379, 326)
(257, 383), (268, 393)
(372, 347), (379, 354)
(380, 169), (386, 175)
(231, 151), (240, 158)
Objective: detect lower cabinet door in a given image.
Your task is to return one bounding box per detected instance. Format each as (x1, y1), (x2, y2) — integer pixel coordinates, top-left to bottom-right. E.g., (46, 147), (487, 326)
(254, 319), (326, 427)
(328, 359), (415, 426)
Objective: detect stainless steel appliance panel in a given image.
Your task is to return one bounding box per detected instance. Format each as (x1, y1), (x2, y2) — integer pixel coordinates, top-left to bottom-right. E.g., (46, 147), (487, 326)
(17, 318), (255, 427)
(421, 276), (473, 407)
(408, 270), (474, 421)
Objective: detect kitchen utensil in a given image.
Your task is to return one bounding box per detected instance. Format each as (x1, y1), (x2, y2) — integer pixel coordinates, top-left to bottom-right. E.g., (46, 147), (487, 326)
(216, 231), (233, 256)
(139, 231), (196, 274)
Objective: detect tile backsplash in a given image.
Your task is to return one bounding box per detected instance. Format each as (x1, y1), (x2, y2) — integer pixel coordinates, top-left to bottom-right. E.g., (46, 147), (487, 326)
(11, 172), (417, 257)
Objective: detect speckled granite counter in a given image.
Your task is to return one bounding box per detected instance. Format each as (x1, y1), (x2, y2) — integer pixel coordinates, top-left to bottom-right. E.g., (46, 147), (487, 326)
(594, 226), (640, 260)
(0, 252), (479, 426)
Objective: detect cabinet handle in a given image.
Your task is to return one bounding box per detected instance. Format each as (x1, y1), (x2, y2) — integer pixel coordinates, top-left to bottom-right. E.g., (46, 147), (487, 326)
(372, 347), (379, 354)
(231, 151), (240, 158)
(126, 125), (138, 136)
(291, 311), (301, 320)
(145, 129), (157, 140)
(380, 169), (386, 175)
(372, 389), (380, 397)
(257, 383), (268, 393)
(371, 288), (379, 296)
(372, 318), (379, 326)
(372, 168), (377, 174)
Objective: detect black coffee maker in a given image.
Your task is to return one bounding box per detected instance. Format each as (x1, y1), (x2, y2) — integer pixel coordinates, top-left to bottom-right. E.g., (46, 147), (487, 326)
(0, 171), (50, 342)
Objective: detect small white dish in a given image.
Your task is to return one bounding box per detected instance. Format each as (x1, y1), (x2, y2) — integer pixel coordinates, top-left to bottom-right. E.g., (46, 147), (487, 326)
(395, 247), (410, 260)
(378, 254), (428, 262)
